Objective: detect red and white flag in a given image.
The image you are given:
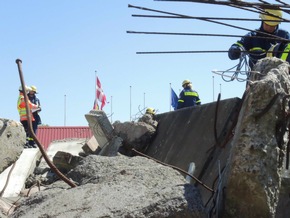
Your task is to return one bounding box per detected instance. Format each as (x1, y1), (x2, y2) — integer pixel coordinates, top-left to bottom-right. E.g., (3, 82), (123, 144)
(95, 77), (106, 110)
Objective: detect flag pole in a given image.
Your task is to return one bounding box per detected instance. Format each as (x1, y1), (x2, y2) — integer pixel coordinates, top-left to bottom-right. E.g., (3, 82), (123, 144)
(64, 94), (66, 126)
(143, 92), (145, 110)
(95, 70), (97, 104)
(169, 83), (172, 111)
(130, 86), (132, 121)
(111, 95), (113, 123)
(212, 76), (215, 102)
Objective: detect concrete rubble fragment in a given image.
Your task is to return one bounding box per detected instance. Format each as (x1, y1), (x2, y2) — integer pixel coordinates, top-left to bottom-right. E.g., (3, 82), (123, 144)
(0, 119), (25, 172)
(85, 110), (122, 156)
(224, 57), (290, 217)
(113, 121), (157, 156)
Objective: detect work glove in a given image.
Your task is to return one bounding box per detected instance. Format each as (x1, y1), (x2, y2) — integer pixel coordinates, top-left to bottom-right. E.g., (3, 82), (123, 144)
(228, 45), (242, 60)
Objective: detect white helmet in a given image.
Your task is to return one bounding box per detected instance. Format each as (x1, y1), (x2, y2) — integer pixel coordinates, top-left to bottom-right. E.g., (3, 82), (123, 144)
(30, 85), (38, 93)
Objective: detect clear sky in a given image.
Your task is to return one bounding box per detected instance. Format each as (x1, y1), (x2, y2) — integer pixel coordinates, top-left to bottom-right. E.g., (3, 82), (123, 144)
(1, 0), (286, 126)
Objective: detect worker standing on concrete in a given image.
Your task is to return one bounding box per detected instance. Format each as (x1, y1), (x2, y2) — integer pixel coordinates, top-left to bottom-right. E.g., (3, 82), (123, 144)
(177, 80), (201, 109)
(138, 108), (158, 129)
(28, 85), (42, 138)
(17, 85), (40, 148)
(228, 9), (290, 69)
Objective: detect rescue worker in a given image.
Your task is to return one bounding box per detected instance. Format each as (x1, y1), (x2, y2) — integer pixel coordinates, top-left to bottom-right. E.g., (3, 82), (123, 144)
(177, 80), (201, 109)
(17, 85), (40, 148)
(138, 107), (158, 128)
(228, 9), (290, 70)
(28, 85), (42, 137)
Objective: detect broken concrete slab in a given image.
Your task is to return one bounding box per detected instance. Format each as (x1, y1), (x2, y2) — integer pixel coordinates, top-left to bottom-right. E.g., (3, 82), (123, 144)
(82, 135), (99, 154)
(38, 139), (86, 169)
(53, 151), (83, 173)
(85, 110), (115, 149)
(145, 97), (241, 207)
(0, 148), (41, 198)
(98, 136), (122, 156)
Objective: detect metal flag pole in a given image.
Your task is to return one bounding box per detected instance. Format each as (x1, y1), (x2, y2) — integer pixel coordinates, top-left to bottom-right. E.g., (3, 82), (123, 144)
(95, 70), (97, 108)
(212, 76), (215, 102)
(130, 86), (132, 121)
(64, 94), (66, 126)
(111, 95), (113, 123)
(169, 83), (172, 111)
(143, 92), (146, 110)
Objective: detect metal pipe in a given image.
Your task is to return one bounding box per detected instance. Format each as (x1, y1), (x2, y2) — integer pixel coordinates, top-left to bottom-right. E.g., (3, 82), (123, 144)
(16, 59), (77, 188)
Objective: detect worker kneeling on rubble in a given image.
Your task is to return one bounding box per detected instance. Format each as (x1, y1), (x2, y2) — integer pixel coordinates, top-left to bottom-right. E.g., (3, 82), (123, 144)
(138, 107), (158, 129)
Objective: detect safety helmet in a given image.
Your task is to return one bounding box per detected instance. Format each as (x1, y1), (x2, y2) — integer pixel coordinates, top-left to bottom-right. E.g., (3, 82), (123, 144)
(19, 85), (31, 92)
(146, 107), (155, 115)
(260, 9), (282, 26)
(30, 85), (38, 93)
(182, 79), (191, 87)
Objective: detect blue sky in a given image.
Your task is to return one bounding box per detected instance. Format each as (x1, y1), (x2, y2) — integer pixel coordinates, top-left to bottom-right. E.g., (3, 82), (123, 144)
(1, 0), (284, 126)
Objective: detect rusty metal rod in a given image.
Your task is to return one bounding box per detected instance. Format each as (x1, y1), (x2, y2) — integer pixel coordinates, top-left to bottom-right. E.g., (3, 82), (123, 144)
(132, 148), (214, 193)
(16, 59), (77, 188)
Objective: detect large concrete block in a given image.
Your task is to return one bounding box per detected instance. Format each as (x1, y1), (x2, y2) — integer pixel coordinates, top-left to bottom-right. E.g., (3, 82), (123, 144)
(85, 110), (114, 149)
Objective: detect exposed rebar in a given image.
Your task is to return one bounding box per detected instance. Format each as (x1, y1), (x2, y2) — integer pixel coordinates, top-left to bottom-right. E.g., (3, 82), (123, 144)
(132, 14), (290, 23)
(132, 148), (214, 193)
(127, 30), (290, 42)
(154, 0), (290, 9)
(16, 59), (77, 188)
(129, 5), (290, 42)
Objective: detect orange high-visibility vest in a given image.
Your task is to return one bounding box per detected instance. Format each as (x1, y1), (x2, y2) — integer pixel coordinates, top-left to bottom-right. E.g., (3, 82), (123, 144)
(17, 92), (38, 121)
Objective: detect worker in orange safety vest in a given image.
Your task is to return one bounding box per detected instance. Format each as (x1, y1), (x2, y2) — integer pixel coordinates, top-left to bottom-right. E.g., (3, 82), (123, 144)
(17, 85), (40, 148)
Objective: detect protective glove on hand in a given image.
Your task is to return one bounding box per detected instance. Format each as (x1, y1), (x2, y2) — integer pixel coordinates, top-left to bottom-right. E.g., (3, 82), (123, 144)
(228, 45), (242, 60)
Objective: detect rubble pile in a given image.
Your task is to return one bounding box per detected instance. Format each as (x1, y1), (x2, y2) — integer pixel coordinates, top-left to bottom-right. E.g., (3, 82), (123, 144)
(1, 58), (290, 217)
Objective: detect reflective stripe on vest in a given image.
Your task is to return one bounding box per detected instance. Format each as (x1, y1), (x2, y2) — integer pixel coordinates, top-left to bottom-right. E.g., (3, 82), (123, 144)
(184, 91), (198, 97)
(249, 47), (266, 52)
(281, 44), (290, 61)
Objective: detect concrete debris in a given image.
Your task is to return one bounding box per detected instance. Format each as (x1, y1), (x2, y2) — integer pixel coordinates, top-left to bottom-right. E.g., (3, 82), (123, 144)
(138, 113), (158, 128)
(12, 155), (206, 218)
(113, 121), (157, 156)
(52, 151), (83, 174)
(85, 110), (122, 156)
(224, 57), (290, 217)
(81, 135), (100, 155)
(0, 119), (25, 172)
(2, 57), (290, 217)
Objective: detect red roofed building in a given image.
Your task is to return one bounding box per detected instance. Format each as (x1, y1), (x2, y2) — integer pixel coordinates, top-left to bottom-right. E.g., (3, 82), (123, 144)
(37, 126), (93, 150)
